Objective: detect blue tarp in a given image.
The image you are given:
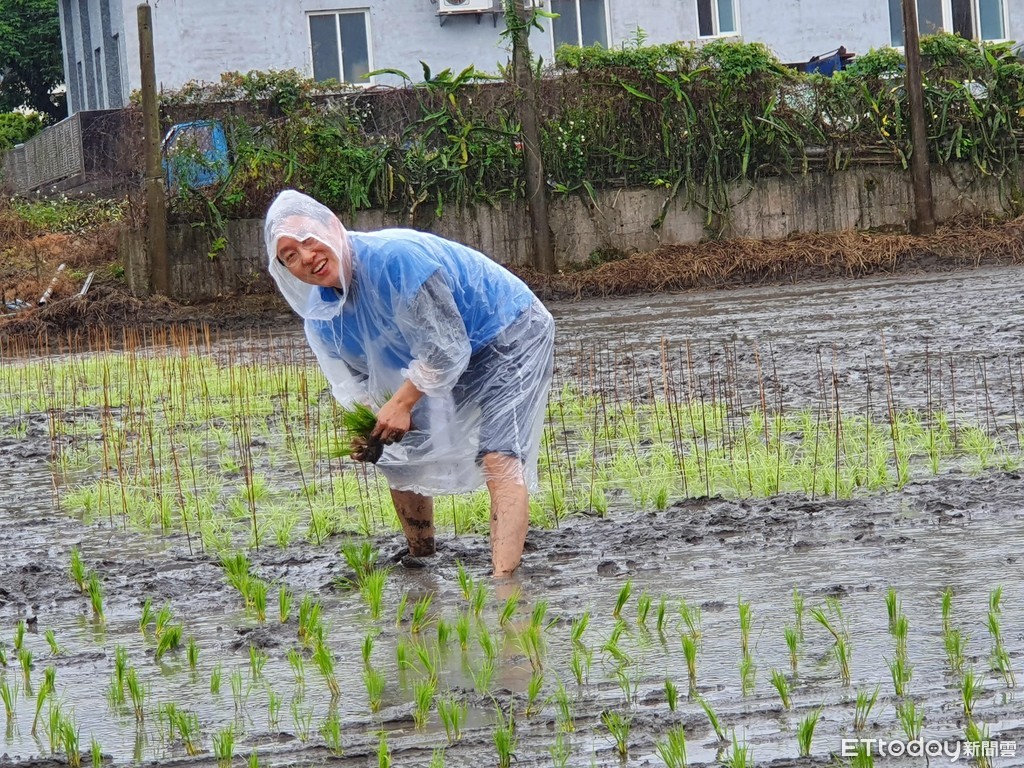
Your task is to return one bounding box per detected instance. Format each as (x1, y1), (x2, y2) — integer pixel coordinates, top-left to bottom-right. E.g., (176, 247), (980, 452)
(162, 120), (229, 192)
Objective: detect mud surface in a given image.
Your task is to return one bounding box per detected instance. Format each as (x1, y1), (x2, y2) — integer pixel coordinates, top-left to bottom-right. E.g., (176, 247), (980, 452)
(3, 266), (1024, 767)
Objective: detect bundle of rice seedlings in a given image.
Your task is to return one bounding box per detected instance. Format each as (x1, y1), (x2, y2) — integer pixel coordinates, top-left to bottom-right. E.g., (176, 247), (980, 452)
(332, 403), (384, 463)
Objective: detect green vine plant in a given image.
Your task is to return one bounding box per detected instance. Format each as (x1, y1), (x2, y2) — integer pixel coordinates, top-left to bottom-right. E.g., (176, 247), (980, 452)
(154, 34), (1024, 239)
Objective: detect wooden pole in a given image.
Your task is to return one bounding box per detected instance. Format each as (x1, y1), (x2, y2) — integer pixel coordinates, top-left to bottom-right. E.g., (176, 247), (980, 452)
(509, 0), (556, 274)
(901, 0), (936, 235)
(138, 3), (170, 294)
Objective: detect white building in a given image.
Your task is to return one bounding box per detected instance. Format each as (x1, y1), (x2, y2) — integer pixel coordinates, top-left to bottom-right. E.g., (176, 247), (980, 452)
(58, 0), (1022, 116)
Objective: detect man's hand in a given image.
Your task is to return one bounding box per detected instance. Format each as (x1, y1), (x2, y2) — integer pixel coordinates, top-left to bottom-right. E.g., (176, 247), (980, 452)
(371, 380), (424, 444)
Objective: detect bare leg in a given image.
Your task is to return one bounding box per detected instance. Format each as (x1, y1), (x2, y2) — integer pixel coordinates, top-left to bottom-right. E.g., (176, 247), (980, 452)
(483, 453), (530, 577)
(390, 489), (435, 556)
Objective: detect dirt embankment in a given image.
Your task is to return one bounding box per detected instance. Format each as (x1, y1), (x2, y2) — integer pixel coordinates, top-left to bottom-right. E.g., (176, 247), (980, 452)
(3, 210), (1024, 345)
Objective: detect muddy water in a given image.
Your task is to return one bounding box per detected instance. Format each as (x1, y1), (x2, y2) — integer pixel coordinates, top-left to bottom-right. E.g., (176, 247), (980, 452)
(2, 267), (1024, 767)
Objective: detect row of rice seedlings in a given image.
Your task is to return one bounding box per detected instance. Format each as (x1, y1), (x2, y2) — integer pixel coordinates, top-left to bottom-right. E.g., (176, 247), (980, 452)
(885, 588), (912, 698)
(12, 332), (1022, 555)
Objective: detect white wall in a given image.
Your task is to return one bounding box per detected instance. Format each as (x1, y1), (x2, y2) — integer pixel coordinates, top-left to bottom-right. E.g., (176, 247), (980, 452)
(65, 0), (1024, 115)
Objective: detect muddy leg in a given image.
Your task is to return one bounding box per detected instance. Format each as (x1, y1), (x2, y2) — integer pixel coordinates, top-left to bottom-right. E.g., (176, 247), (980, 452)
(390, 489), (435, 557)
(483, 453), (529, 577)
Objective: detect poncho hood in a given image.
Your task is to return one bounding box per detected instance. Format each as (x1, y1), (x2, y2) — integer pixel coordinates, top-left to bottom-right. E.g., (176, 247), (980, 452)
(264, 190), (353, 321)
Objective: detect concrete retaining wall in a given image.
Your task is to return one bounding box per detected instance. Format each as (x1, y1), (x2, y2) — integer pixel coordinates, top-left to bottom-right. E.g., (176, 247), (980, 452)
(121, 163), (1014, 301)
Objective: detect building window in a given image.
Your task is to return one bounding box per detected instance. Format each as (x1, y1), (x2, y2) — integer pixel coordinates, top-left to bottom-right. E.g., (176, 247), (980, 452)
(551, 0), (607, 48)
(308, 11), (371, 84)
(697, 0), (738, 37)
(889, 0), (1005, 46)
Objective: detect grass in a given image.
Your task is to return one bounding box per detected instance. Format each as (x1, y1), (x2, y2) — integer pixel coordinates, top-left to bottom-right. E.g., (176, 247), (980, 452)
(655, 725), (687, 768)
(797, 707), (821, 757)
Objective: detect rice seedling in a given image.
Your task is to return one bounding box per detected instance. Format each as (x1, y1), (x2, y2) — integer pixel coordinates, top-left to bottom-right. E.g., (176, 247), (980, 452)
(664, 678), (679, 712)
(498, 588), (521, 627)
(523, 670), (545, 717)
(139, 598), (153, 636)
(438, 692), (467, 741)
(616, 666), (639, 706)
(45, 700), (62, 754)
(530, 599), (549, 629)
(70, 548), (88, 593)
(471, 581), (488, 618)
(174, 709), (202, 756)
(737, 598), (752, 656)
(0, 677), (16, 721)
(769, 669), (791, 710)
(361, 633), (375, 667)
(796, 707), (821, 757)
(681, 633), (699, 693)
(679, 600), (702, 640)
(31, 666), (55, 736)
(126, 668), (145, 722)
(413, 642), (441, 686)
(411, 593), (435, 634)
(44, 629), (62, 656)
(250, 578), (268, 623)
(297, 595), (324, 647)
(601, 709), (631, 758)
(213, 725), (235, 764)
(656, 596), (669, 634)
(376, 730), (391, 768)
(248, 751), (259, 768)
(696, 696), (727, 742)
(944, 628), (966, 676)
(792, 589), (805, 640)
(153, 602), (173, 639)
(0, 645), (6, 667)
(249, 645), (267, 679)
(636, 591), (652, 626)
(429, 747), (446, 768)
(361, 568), (388, 620)
(363, 666), (385, 712)
(210, 663), (223, 695)
(851, 741), (874, 768)
(230, 669), (248, 710)
(885, 587), (900, 631)
(186, 636), (199, 670)
(472, 658), (494, 694)
(941, 586), (953, 635)
(740, 653), (756, 696)
(613, 580), (632, 620)
(313, 642), (340, 698)
(494, 704), (517, 768)
(278, 585), (292, 624)
(456, 561), (473, 601)
(892, 613), (909, 658)
(455, 611), (471, 650)
(853, 685), (880, 730)
(90, 737), (102, 768)
(291, 699), (313, 742)
(552, 680), (575, 732)
(19, 648), (32, 685)
(570, 611), (590, 645)
(568, 645), (592, 686)
(549, 732), (571, 768)
(961, 668), (982, 718)
(724, 730), (752, 768)
(964, 719), (992, 768)
(340, 540), (380, 587)
(811, 605), (851, 684)
(87, 572), (105, 622)
(656, 725), (688, 768)
(887, 654), (912, 697)
(833, 636), (853, 686)
(155, 623), (183, 662)
(287, 648), (305, 685)
(896, 698), (923, 741)
(319, 709), (343, 755)
(13, 620), (25, 652)
(784, 626), (799, 676)
(267, 688), (282, 729)
(519, 624), (545, 672)
(478, 623), (499, 663)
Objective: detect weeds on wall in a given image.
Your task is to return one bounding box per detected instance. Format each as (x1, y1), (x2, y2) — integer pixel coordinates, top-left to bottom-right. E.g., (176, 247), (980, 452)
(158, 33), (1024, 238)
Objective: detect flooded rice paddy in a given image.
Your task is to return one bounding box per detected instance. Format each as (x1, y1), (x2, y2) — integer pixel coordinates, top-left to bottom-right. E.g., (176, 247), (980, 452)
(1, 266), (1023, 767)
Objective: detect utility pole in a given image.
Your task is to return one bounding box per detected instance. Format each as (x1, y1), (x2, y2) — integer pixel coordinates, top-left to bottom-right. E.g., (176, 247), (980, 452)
(508, 0), (556, 274)
(901, 0), (936, 234)
(138, 3), (170, 294)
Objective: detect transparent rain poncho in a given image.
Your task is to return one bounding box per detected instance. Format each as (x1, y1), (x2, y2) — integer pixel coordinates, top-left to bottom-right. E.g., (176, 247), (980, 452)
(265, 190), (555, 496)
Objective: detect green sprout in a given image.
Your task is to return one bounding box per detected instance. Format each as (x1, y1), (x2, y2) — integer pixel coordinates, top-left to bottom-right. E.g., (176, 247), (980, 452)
(70, 548), (88, 593)
(363, 666), (385, 712)
(319, 709), (343, 755)
(44, 629), (62, 656)
(601, 709), (631, 758)
(411, 593), (435, 634)
(570, 611), (590, 645)
(278, 585), (292, 624)
(312, 642), (340, 698)
(896, 698), (923, 741)
(681, 633), (699, 693)
(438, 692), (467, 742)
(724, 730), (752, 768)
(87, 572), (104, 622)
(494, 703), (517, 768)
(664, 678), (679, 712)
(697, 696), (727, 742)
(784, 626), (799, 675)
(187, 636), (199, 670)
(769, 669), (791, 710)
(498, 588), (521, 627)
(213, 725), (235, 765)
(210, 663), (223, 695)
(613, 580), (632, 620)
(854, 685), (880, 730)
(797, 707), (821, 757)
(655, 725), (687, 768)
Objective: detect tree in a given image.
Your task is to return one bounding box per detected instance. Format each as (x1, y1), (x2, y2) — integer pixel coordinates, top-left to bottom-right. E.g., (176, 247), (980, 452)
(0, 0), (66, 122)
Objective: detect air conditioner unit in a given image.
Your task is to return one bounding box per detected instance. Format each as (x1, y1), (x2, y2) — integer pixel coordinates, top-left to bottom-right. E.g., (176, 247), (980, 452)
(438, 0), (494, 14)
